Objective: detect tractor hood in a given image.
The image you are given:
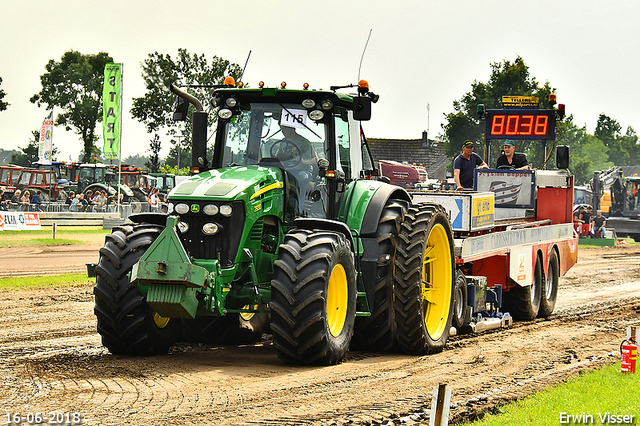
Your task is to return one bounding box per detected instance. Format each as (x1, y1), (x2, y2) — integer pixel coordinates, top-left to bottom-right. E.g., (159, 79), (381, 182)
(168, 165), (283, 202)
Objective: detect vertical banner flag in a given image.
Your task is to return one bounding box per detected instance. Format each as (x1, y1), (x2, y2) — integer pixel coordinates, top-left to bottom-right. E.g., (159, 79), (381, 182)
(38, 111), (54, 164)
(102, 63), (122, 159)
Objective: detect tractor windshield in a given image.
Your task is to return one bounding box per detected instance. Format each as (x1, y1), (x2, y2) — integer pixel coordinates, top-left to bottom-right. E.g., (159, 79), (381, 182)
(222, 103), (327, 168)
(222, 102), (331, 218)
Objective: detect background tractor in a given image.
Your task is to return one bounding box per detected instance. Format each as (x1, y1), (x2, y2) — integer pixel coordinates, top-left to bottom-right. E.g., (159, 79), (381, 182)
(93, 78), (457, 365)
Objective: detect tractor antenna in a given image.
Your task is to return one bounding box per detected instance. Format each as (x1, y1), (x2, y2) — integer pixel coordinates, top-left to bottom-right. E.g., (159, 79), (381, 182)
(357, 29), (372, 82)
(239, 50), (252, 83)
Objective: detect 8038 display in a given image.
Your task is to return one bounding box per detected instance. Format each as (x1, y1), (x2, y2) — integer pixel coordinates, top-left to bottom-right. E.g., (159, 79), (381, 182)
(485, 109), (556, 140)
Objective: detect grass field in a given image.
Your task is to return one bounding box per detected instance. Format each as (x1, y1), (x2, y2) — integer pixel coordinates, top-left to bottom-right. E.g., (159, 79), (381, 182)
(460, 364), (639, 425)
(0, 273), (93, 291)
(0, 226), (110, 247)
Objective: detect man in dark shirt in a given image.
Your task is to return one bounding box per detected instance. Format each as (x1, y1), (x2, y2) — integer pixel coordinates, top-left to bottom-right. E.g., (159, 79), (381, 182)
(580, 205), (592, 224)
(496, 140), (530, 170)
(453, 140), (488, 190)
(591, 210), (607, 238)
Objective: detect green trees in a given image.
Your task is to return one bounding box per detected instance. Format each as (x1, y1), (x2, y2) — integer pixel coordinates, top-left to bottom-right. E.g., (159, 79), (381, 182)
(0, 77), (8, 112)
(131, 49), (242, 168)
(442, 56), (554, 164)
(145, 134), (162, 173)
(30, 50), (113, 162)
(442, 56), (639, 184)
(556, 116), (612, 185)
(595, 114), (640, 167)
(11, 131), (41, 166)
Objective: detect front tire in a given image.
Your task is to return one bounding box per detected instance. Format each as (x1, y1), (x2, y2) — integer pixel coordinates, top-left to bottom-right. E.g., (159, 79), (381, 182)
(271, 230), (357, 365)
(93, 224), (180, 355)
(394, 203), (455, 354)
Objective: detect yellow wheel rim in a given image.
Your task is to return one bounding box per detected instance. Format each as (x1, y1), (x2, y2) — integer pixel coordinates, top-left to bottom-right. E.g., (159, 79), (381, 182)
(240, 304), (257, 321)
(153, 311), (171, 329)
(421, 223), (453, 340)
(326, 263), (348, 337)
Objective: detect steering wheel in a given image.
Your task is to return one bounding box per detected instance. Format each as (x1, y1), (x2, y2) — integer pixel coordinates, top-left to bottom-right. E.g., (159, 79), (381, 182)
(270, 139), (302, 168)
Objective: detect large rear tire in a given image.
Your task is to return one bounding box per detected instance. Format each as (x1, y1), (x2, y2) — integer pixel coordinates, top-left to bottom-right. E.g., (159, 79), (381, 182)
(271, 230), (356, 365)
(393, 203), (455, 355)
(503, 252), (543, 320)
(538, 250), (559, 318)
(352, 200), (405, 351)
(93, 224), (180, 355)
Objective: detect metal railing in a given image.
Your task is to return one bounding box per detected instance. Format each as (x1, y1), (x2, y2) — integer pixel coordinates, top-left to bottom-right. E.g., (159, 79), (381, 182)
(1, 201), (163, 219)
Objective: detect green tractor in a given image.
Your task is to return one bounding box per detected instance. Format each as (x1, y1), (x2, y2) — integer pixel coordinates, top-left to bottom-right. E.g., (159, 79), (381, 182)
(93, 78), (455, 365)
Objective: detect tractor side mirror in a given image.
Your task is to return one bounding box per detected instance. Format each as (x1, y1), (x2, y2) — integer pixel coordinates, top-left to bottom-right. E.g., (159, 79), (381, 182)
(556, 145), (570, 169)
(353, 96), (372, 121)
(173, 96), (189, 121)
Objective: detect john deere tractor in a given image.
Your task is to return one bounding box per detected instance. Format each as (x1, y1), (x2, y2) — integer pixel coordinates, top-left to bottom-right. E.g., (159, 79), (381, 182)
(93, 78), (455, 365)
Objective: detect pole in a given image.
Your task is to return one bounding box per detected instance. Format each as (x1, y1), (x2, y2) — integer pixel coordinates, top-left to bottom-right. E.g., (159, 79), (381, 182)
(118, 63), (123, 218)
(177, 136), (181, 173)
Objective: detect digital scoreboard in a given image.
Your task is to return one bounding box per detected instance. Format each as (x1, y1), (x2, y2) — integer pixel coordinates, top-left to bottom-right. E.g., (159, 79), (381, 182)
(485, 109), (556, 140)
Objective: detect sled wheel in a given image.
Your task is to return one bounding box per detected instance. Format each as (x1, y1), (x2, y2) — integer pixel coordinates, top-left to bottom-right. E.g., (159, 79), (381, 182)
(538, 250), (559, 318)
(504, 252), (543, 320)
(271, 230), (356, 365)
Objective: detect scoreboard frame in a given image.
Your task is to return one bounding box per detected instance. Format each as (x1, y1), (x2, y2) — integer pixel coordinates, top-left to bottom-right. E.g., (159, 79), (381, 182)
(484, 109), (556, 140)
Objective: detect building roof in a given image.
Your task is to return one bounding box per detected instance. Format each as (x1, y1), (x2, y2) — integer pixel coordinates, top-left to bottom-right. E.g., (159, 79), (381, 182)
(367, 132), (448, 179)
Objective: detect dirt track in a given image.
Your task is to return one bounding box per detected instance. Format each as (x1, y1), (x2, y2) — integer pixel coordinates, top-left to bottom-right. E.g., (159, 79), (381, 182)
(1, 238), (639, 425)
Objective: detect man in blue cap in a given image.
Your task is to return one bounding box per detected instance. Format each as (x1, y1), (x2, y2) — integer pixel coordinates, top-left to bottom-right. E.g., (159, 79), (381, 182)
(496, 140), (530, 170)
(454, 140), (488, 190)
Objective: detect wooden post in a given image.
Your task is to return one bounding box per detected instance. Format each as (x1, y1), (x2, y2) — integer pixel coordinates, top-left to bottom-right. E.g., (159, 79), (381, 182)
(430, 383), (452, 426)
(52, 222), (57, 240)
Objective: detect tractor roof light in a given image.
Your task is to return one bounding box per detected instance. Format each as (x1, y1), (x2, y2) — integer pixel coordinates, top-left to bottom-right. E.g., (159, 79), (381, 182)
(258, 81), (265, 88)
(308, 109), (325, 121)
(549, 94), (557, 106)
(225, 97), (238, 108)
(321, 98), (334, 110)
(218, 108), (233, 120)
(477, 103), (485, 119)
(281, 81), (287, 89)
(303, 83), (309, 90)
(302, 98), (316, 109)
(224, 76), (236, 87)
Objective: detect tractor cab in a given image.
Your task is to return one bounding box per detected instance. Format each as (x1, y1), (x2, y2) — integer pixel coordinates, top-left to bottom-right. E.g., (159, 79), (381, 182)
(175, 80), (377, 222)
(216, 99), (361, 219)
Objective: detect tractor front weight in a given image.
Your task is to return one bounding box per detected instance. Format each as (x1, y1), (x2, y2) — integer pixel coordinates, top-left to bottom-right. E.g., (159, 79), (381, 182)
(130, 216), (231, 318)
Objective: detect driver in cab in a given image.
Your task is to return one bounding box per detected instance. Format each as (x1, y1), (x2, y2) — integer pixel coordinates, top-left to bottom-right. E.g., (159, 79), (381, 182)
(278, 125), (316, 170)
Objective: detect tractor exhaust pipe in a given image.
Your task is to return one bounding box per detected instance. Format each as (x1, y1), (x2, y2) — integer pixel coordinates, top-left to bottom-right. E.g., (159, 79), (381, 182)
(169, 84), (208, 172)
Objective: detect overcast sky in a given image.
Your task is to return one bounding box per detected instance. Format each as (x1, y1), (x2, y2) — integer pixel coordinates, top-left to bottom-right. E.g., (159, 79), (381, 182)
(1, 1), (639, 162)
